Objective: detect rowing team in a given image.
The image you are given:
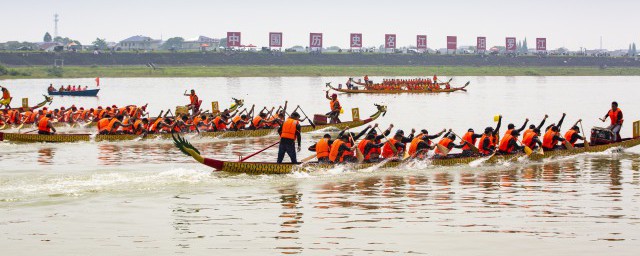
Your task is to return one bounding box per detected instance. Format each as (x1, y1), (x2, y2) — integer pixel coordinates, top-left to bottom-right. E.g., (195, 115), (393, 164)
(277, 102), (624, 164)
(381, 78), (438, 86)
(1, 105), (148, 127)
(364, 83), (450, 91)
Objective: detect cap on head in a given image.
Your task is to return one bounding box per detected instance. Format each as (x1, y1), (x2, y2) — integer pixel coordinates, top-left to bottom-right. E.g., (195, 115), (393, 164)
(508, 124), (515, 129)
(323, 133), (331, 139)
(291, 112), (301, 118)
(421, 129), (429, 134)
(396, 129), (404, 135)
(331, 93), (337, 98)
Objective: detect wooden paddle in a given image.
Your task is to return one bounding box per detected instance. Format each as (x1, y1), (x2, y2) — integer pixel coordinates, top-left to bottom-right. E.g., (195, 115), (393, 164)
(377, 127), (398, 155)
(296, 105), (316, 129)
(580, 120), (589, 148)
(349, 132), (365, 163)
(300, 154), (316, 163)
(514, 137), (533, 156)
(436, 143), (450, 156)
(239, 141), (280, 162)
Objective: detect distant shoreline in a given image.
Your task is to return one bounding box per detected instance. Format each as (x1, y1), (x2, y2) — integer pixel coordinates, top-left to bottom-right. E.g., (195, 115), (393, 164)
(2, 65), (640, 80)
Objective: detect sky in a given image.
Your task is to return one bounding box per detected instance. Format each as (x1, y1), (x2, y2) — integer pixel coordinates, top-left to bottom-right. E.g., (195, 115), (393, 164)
(0, 0), (638, 50)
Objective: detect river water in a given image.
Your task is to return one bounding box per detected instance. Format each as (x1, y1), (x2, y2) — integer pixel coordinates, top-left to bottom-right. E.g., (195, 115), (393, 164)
(1, 76), (640, 255)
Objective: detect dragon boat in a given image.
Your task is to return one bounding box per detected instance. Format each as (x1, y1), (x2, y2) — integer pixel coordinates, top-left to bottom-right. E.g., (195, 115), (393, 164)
(0, 95), (53, 114)
(171, 122), (640, 175)
(329, 82), (469, 94)
(0, 104), (387, 143)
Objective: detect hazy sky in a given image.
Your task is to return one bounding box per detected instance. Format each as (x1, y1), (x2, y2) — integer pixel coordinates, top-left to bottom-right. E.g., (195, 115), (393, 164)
(1, 0), (637, 50)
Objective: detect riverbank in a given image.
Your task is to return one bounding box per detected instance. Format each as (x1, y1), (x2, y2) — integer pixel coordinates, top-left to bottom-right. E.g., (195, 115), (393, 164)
(2, 65), (640, 79)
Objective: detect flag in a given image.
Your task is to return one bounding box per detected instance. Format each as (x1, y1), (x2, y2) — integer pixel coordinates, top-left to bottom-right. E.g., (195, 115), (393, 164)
(95, 77), (100, 86)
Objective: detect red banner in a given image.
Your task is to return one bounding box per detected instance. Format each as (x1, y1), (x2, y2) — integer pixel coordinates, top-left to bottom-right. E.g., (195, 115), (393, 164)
(269, 32), (283, 47)
(350, 33), (362, 48)
(385, 34), (397, 49)
(416, 35), (427, 49)
(226, 32), (241, 47)
(506, 37), (517, 52)
(447, 36), (457, 50)
(309, 33), (323, 48)
(536, 38), (547, 51)
(477, 37), (487, 52)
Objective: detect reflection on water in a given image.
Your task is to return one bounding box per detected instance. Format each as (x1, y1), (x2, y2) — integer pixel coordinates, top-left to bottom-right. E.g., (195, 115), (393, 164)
(37, 148), (54, 165)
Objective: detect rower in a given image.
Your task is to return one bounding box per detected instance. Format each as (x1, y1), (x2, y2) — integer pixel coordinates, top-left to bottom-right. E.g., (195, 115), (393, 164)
(184, 89), (201, 115)
(564, 119), (586, 147)
(408, 129), (446, 159)
(505, 118), (529, 138)
(325, 91), (342, 124)
(435, 130), (468, 156)
(524, 115), (549, 139)
(107, 115), (132, 134)
(0, 86), (12, 109)
(131, 118), (149, 135)
(542, 125), (567, 151)
(251, 112), (273, 130)
(230, 114), (248, 131)
(498, 130), (524, 154)
(37, 113), (57, 135)
(309, 134), (333, 164)
(522, 128), (543, 150)
(601, 101), (623, 142)
(478, 127), (498, 155)
(213, 113), (231, 131)
(461, 128), (483, 156)
(277, 112), (302, 163)
(329, 134), (358, 163)
(97, 114), (112, 135)
(358, 132), (386, 163)
(382, 129), (415, 159)
(48, 84), (55, 92)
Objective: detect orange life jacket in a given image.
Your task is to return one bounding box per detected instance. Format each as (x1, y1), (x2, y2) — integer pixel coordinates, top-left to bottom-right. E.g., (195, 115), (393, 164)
(408, 136), (427, 156)
(329, 140), (346, 163)
(190, 116), (202, 131)
(122, 118), (132, 133)
(38, 117), (50, 132)
(608, 108), (623, 125)
(97, 118), (110, 132)
(479, 134), (494, 154)
(106, 118), (119, 133)
(190, 94), (198, 105)
(316, 138), (330, 158)
(280, 118), (299, 140)
(330, 99), (341, 112)
(462, 132), (476, 150)
(522, 131), (536, 148)
(564, 130), (578, 146)
(542, 130), (558, 149)
(252, 116), (263, 128)
(498, 133), (515, 153)
(149, 118), (163, 133)
(435, 138), (453, 155)
(382, 138), (401, 158)
(523, 129), (534, 139)
(213, 116), (227, 131)
(133, 120), (144, 135)
(357, 139), (375, 161)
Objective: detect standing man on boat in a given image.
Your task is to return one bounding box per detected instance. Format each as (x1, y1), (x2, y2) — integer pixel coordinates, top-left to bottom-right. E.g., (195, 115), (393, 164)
(0, 86), (12, 109)
(277, 112), (302, 163)
(184, 89), (201, 116)
(601, 101), (623, 142)
(325, 91), (342, 124)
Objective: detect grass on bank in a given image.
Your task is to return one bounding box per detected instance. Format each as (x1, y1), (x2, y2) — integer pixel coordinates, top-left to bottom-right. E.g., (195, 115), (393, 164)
(2, 65), (640, 79)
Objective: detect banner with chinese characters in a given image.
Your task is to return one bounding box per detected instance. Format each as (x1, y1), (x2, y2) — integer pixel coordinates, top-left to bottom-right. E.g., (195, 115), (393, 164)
(350, 33), (362, 48)
(226, 32), (241, 47)
(536, 38), (547, 51)
(269, 32), (282, 47)
(309, 33), (323, 48)
(416, 35), (427, 49)
(447, 36), (457, 50)
(385, 34), (397, 49)
(477, 37), (487, 52)
(506, 37), (517, 52)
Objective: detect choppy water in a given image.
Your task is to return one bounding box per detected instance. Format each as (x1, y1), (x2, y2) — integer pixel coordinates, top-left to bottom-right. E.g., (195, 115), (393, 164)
(1, 76), (640, 255)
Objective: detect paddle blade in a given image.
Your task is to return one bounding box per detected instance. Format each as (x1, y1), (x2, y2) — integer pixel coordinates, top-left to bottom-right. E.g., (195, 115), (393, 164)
(301, 154), (316, 163)
(402, 150), (411, 160)
(584, 140), (590, 148)
(355, 148), (365, 163)
(524, 146), (533, 156)
(564, 141), (574, 150)
(436, 144), (450, 155)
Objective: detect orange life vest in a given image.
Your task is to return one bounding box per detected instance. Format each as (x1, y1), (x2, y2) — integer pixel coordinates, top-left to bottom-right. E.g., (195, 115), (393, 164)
(542, 130), (557, 149)
(133, 120), (144, 134)
(564, 130), (578, 146)
(213, 116), (227, 131)
(97, 118), (110, 132)
(357, 139), (375, 161)
(106, 118), (119, 133)
(408, 136), (427, 156)
(190, 94), (198, 105)
(461, 132), (476, 150)
(280, 118), (299, 140)
(330, 99), (341, 112)
(382, 138), (401, 158)
(38, 117), (50, 132)
(329, 139), (346, 163)
(316, 138), (330, 158)
(252, 116), (263, 129)
(478, 134), (494, 154)
(522, 131), (536, 148)
(498, 133), (515, 153)
(435, 138), (453, 155)
(608, 108), (623, 125)
(149, 118), (163, 133)
(122, 118), (132, 133)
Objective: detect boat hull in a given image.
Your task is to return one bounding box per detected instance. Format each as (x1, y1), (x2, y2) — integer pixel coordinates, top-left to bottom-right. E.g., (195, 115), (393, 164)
(48, 89), (100, 97)
(205, 138), (640, 175)
(329, 84), (467, 94)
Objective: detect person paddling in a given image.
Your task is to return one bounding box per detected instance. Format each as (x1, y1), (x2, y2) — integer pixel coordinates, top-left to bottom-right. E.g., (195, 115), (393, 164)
(498, 130), (525, 154)
(434, 130), (469, 156)
(37, 113), (57, 135)
(277, 112), (302, 163)
(408, 129), (446, 159)
(601, 101), (623, 142)
(542, 113), (567, 150)
(564, 119), (586, 147)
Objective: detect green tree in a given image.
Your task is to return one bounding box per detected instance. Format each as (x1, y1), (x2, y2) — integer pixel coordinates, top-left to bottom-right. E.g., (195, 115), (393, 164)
(43, 32), (52, 42)
(92, 38), (108, 50)
(161, 37), (184, 50)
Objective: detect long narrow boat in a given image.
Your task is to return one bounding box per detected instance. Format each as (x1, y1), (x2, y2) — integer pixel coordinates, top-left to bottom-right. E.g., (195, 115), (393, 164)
(0, 95), (53, 114)
(0, 104), (387, 143)
(329, 82), (469, 94)
(48, 89), (100, 97)
(171, 126), (640, 175)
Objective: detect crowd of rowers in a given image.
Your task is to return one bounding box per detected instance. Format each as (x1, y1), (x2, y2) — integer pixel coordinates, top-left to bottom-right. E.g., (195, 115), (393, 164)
(27, 103), (301, 136)
(358, 75), (451, 91)
(277, 102), (624, 164)
(47, 84), (90, 92)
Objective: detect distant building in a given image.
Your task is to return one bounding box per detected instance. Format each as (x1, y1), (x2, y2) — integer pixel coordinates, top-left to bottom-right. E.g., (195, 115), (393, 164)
(117, 35), (162, 51)
(182, 36), (220, 51)
(36, 42), (62, 52)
